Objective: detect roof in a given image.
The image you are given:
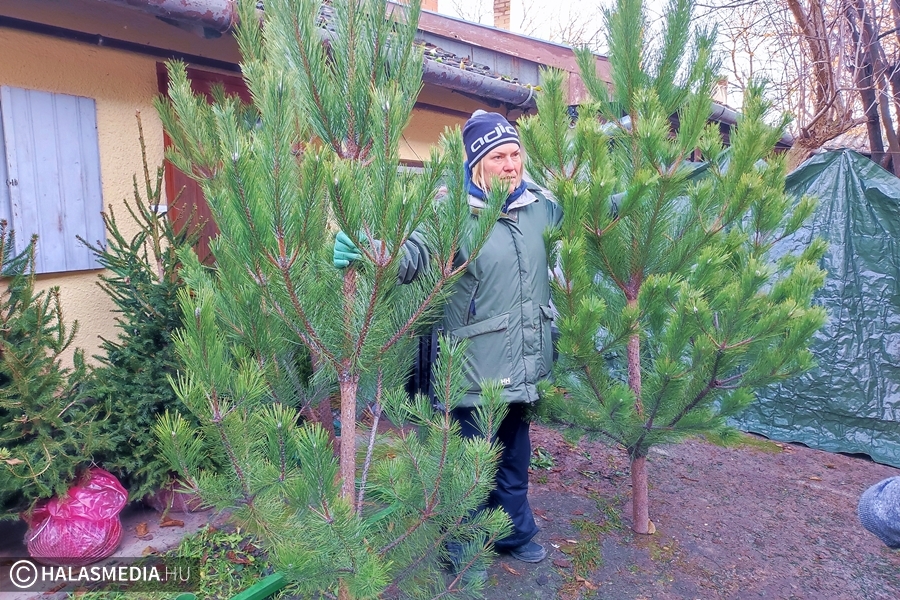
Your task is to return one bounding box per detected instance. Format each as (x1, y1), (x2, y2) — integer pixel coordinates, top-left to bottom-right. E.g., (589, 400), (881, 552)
(93, 0), (605, 111)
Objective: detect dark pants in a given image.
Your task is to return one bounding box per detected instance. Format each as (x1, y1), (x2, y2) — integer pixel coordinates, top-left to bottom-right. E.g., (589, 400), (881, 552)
(451, 402), (538, 551)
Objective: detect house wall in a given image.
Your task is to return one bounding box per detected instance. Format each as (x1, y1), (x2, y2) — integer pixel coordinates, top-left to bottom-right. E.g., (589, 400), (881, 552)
(404, 84), (493, 161)
(0, 26), (167, 363)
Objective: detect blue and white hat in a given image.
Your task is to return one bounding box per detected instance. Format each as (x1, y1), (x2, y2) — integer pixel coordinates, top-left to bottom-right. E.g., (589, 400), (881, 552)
(858, 476), (900, 548)
(462, 110), (520, 167)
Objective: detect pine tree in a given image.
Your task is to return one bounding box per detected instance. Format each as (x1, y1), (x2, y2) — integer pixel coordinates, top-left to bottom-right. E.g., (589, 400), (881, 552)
(154, 0), (510, 596)
(520, 0), (827, 534)
(0, 224), (101, 517)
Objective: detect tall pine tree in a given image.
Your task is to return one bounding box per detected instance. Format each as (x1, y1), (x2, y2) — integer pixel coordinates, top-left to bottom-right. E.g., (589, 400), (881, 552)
(155, 0), (509, 596)
(520, 0), (827, 534)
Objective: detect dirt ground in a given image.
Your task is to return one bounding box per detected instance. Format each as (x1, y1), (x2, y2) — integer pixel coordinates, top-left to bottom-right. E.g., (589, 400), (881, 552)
(480, 423), (900, 600)
(3, 423), (896, 599)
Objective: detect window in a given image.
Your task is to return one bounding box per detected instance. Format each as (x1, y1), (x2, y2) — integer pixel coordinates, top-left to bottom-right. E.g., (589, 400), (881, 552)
(0, 86), (104, 273)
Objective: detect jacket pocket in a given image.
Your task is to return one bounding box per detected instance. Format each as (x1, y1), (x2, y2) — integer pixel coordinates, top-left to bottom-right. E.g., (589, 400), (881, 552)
(450, 312), (515, 392)
(539, 304), (555, 376)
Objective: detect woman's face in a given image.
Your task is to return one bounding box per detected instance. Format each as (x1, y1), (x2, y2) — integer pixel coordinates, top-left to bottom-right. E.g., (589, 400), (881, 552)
(481, 143), (522, 193)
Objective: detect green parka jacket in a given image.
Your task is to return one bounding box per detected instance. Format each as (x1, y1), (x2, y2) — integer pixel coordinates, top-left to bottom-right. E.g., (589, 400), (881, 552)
(398, 185), (563, 407)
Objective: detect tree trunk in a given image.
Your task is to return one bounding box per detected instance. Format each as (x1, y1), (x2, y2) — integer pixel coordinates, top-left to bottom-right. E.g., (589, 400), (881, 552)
(890, 67), (900, 174)
(624, 293), (650, 534)
(846, 0), (887, 166)
(888, 0), (900, 150)
(630, 453), (650, 535)
(786, 0), (848, 141)
(851, 0), (900, 174)
(626, 297), (643, 416)
(338, 579), (352, 600)
(339, 373), (359, 502)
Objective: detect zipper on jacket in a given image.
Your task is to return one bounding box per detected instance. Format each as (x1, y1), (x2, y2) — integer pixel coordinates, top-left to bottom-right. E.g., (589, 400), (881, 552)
(466, 281), (479, 325)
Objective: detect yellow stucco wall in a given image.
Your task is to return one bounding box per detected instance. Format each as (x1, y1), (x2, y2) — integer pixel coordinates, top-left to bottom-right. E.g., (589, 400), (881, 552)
(403, 84), (493, 162)
(0, 27), (167, 364)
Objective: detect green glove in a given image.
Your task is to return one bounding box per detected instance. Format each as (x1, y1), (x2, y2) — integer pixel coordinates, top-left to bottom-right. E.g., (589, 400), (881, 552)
(333, 230), (363, 268)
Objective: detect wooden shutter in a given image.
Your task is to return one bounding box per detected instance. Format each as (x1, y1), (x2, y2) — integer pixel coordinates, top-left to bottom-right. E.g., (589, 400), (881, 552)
(0, 110), (10, 231)
(0, 86), (104, 273)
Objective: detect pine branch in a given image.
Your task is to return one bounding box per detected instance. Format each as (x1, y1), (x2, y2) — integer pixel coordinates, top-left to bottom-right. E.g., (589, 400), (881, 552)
(665, 350), (724, 429)
(290, 9), (340, 153)
(355, 368), (382, 515)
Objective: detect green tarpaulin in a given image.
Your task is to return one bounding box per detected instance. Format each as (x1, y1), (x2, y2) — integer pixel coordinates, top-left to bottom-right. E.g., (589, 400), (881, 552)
(734, 149), (900, 467)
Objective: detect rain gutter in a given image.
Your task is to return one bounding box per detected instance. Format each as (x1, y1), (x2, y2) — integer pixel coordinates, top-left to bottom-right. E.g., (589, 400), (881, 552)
(710, 103), (795, 149)
(97, 0), (238, 35)
(422, 58), (536, 109)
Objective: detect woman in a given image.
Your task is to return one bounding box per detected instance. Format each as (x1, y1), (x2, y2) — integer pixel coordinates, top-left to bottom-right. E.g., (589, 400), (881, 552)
(334, 110), (561, 567)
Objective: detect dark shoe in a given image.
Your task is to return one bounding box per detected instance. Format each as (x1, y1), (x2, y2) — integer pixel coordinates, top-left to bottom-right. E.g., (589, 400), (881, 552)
(509, 540), (547, 563)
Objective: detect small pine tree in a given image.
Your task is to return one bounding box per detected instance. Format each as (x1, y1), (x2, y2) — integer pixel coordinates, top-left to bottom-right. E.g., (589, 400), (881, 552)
(520, 0), (827, 534)
(0, 224), (100, 518)
(80, 115), (212, 500)
(154, 0), (510, 596)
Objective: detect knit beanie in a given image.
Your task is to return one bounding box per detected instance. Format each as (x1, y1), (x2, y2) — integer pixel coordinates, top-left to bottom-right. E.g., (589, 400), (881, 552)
(858, 476), (900, 549)
(462, 110), (520, 167)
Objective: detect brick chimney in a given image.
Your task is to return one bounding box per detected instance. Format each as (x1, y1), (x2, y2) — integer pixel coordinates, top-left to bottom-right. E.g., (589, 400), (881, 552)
(494, 0), (511, 29)
(396, 0), (438, 11)
(712, 77), (728, 104)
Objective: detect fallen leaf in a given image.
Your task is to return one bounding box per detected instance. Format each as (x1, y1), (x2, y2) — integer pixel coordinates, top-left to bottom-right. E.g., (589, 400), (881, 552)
(3, 458), (23, 466)
(500, 562), (520, 575)
(553, 558), (572, 568)
(159, 517), (185, 528)
(571, 509), (584, 516)
(533, 508), (551, 521)
(825, 464), (836, 469)
(574, 575), (598, 590)
(558, 544), (577, 555)
(226, 550), (251, 565)
(142, 546), (158, 556)
(565, 539), (579, 544)
(135, 522), (150, 537)
(808, 476), (822, 481)
(647, 520), (657, 534)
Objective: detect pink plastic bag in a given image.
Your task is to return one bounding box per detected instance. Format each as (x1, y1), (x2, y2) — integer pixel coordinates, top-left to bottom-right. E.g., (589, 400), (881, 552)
(25, 468), (128, 566)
